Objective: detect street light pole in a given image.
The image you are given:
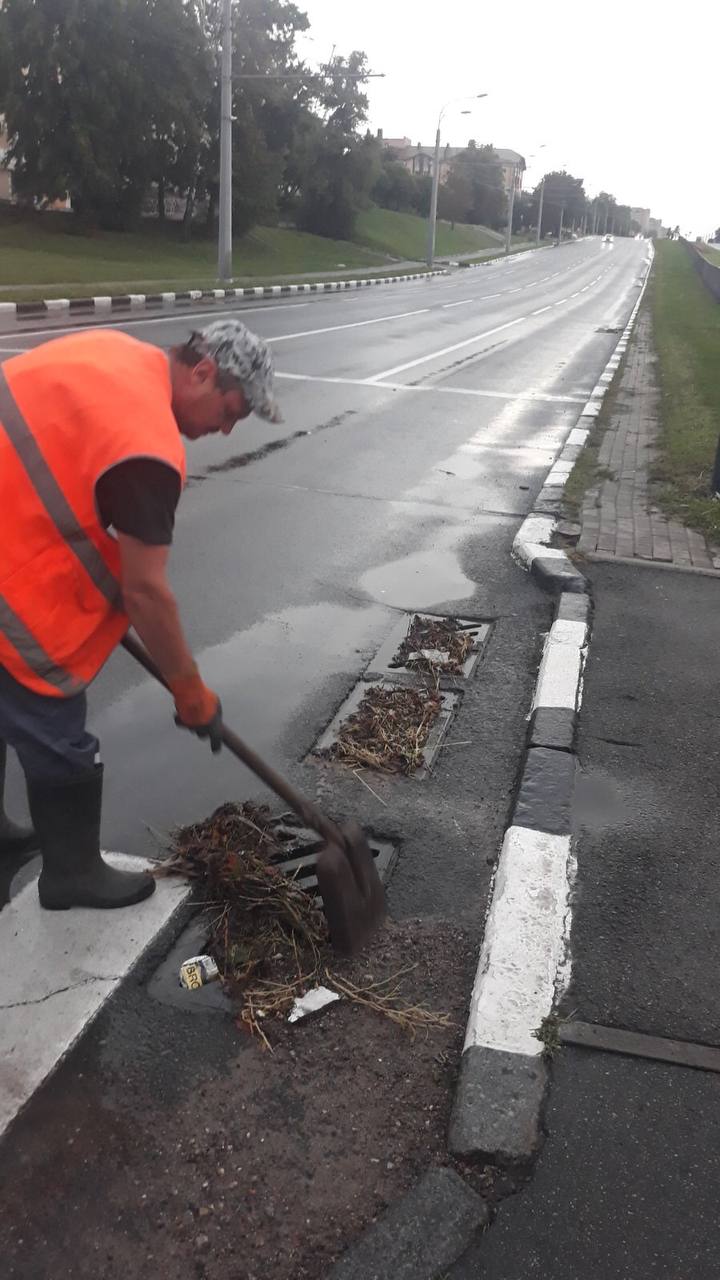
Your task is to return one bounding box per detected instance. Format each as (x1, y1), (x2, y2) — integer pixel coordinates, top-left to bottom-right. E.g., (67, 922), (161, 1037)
(536, 176), (545, 246)
(426, 123), (443, 269)
(505, 162), (517, 255)
(217, 0), (233, 282)
(426, 93), (487, 269)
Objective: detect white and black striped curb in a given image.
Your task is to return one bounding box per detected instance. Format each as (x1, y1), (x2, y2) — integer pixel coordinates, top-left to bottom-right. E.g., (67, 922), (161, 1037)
(449, 590), (589, 1165)
(512, 241), (656, 595)
(325, 1166), (488, 1280)
(0, 269), (447, 320)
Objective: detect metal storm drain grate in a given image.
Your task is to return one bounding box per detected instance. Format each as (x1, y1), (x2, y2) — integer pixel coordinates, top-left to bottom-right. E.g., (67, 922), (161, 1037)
(266, 814), (398, 896)
(364, 615), (491, 687)
(312, 680), (460, 779)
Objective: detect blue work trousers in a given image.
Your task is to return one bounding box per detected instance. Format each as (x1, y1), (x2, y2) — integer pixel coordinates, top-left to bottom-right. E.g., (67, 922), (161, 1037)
(0, 664), (99, 783)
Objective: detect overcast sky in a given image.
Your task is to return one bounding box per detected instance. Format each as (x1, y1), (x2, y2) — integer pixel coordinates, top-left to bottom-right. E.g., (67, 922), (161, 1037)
(297, 1), (717, 237)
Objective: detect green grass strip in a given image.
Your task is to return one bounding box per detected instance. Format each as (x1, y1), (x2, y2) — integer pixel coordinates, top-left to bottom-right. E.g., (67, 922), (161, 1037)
(650, 241), (720, 542)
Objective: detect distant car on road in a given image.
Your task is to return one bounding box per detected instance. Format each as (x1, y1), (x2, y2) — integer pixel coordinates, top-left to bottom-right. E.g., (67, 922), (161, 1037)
(603, 234), (613, 243)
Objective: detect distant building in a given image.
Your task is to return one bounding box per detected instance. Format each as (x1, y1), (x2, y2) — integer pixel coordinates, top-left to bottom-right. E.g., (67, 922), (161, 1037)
(379, 133), (525, 193)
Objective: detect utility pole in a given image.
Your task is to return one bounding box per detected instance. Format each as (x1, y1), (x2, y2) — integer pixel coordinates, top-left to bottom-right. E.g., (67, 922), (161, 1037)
(557, 204), (564, 245)
(536, 176), (545, 246)
(505, 162), (517, 255)
(426, 93), (487, 268)
(426, 126), (442, 269)
(217, 0), (233, 282)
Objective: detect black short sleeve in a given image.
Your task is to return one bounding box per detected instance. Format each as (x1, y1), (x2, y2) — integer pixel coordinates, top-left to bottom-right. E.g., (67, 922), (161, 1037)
(95, 459), (182, 546)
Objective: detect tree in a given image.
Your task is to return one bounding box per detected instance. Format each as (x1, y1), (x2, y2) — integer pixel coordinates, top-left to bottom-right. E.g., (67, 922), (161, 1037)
(0, 0), (210, 228)
(296, 51), (377, 240)
(539, 171), (587, 237)
(372, 160), (417, 213)
(438, 168), (472, 228)
(445, 142), (506, 229)
(192, 0), (311, 236)
(712, 227), (720, 243)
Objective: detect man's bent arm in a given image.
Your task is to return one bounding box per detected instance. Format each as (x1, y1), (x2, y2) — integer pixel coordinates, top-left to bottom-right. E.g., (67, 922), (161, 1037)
(117, 534), (196, 681)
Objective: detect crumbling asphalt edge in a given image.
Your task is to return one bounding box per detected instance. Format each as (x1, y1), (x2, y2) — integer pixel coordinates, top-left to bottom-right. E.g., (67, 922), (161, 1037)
(448, 241), (656, 1168)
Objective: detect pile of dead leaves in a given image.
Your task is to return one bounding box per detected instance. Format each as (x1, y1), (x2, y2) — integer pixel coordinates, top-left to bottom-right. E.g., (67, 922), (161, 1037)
(163, 803), (328, 1045)
(162, 802), (452, 1048)
(390, 614), (476, 677)
(324, 684), (443, 775)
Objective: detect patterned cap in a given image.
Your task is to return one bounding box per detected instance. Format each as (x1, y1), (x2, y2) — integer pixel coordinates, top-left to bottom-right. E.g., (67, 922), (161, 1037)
(191, 319), (282, 422)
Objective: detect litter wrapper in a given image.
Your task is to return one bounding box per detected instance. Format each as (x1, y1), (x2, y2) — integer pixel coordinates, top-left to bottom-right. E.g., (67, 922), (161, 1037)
(179, 954), (220, 991)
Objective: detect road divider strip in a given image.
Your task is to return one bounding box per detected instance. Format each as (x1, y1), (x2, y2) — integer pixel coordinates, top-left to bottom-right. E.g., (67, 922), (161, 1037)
(449, 244), (654, 1166)
(0, 270), (448, 322)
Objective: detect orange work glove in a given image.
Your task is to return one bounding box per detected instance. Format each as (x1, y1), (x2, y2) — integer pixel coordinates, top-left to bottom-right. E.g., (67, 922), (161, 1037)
(169, 667), (223, 753)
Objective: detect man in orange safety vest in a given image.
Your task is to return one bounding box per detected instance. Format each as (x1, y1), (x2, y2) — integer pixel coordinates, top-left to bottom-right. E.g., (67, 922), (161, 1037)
(0, 318), (280, 910)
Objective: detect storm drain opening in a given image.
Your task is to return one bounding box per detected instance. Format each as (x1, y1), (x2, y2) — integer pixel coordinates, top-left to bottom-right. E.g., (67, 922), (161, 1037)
(312, 680), (460, 779)
(147, 807), (398, 1019)
(266, 814), (398, 896)
(364, 614), (492, 687)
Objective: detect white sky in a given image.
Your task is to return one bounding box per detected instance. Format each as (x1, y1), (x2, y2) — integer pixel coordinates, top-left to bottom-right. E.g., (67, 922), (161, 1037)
(297, 1), (718, 237)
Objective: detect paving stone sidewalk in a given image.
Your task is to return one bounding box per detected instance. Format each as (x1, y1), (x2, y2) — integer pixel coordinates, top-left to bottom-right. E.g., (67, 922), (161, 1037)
(577, 310), (718, 571)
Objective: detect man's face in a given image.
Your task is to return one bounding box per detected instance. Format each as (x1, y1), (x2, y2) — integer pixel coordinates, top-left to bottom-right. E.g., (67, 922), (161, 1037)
(173, 356), (252, 439)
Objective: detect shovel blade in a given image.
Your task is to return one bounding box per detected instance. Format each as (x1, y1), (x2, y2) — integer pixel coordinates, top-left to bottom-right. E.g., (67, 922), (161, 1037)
(316, 824), (386, 956)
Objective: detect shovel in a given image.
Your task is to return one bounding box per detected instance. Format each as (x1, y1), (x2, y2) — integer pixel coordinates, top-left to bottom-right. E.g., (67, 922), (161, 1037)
(122, 633), (386, 955)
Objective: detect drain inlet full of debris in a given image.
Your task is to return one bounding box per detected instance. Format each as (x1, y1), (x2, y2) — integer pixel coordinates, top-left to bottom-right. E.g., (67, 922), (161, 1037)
(391, 614), (476, 677)
(321, 684), (443, 775)
(161, 802), (450, 1048)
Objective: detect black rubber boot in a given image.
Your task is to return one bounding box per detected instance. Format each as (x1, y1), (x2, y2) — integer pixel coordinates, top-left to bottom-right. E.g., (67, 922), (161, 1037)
(27, 765), (156, 910)
(0, 741), (39, 856)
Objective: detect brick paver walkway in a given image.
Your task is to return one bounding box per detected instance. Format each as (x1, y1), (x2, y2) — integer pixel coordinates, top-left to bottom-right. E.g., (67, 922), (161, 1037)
(578, 311), (717, 571)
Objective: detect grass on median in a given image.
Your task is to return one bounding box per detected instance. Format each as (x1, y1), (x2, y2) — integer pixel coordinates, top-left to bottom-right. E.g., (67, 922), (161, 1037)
(0, 205), (500, 302)
(650, 241), (720, 543)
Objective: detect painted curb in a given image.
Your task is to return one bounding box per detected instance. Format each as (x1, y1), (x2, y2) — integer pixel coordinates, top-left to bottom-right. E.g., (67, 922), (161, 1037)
(325, 1165), (488, 1280)
(449, 590), (588, 1164)
(0, 270), (448, 320)
(512, 241), (656, 595)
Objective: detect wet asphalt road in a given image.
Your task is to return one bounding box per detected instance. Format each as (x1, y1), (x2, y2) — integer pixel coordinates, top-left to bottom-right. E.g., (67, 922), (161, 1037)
(2, 237), (645, 862)
(0, 239), (650, 1277)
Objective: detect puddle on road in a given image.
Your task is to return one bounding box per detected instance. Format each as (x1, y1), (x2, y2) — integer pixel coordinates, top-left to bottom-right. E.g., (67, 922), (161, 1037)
(360, 542), (475, 611)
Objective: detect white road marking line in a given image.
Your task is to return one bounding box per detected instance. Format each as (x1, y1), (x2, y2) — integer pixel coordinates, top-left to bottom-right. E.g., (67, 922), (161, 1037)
(276, 371), (586, 404)
(365, 315), (526, 382)
(0, 346), (27, 354)
(267, 307), (430, 343)
(6, 302), (311, 339)
(442, 298), (476, 309)
(0, 855), (188, 1138)
(531, 305), (553, 316)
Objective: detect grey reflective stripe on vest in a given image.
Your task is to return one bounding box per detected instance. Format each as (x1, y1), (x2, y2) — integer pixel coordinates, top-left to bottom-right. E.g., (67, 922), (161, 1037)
(0, 367), (122, 608)
(0, 596), (83, 695)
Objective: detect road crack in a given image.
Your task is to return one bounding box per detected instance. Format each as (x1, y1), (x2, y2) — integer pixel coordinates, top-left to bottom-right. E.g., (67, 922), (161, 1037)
(0, 974), (123, 1010)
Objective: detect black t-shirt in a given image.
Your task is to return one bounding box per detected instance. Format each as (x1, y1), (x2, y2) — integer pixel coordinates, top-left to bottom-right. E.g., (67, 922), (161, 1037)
(95, 459), (181, 546)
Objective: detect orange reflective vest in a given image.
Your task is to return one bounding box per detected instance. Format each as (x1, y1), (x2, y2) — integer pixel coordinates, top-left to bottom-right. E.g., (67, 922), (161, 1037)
(0, 330), (186, 698)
